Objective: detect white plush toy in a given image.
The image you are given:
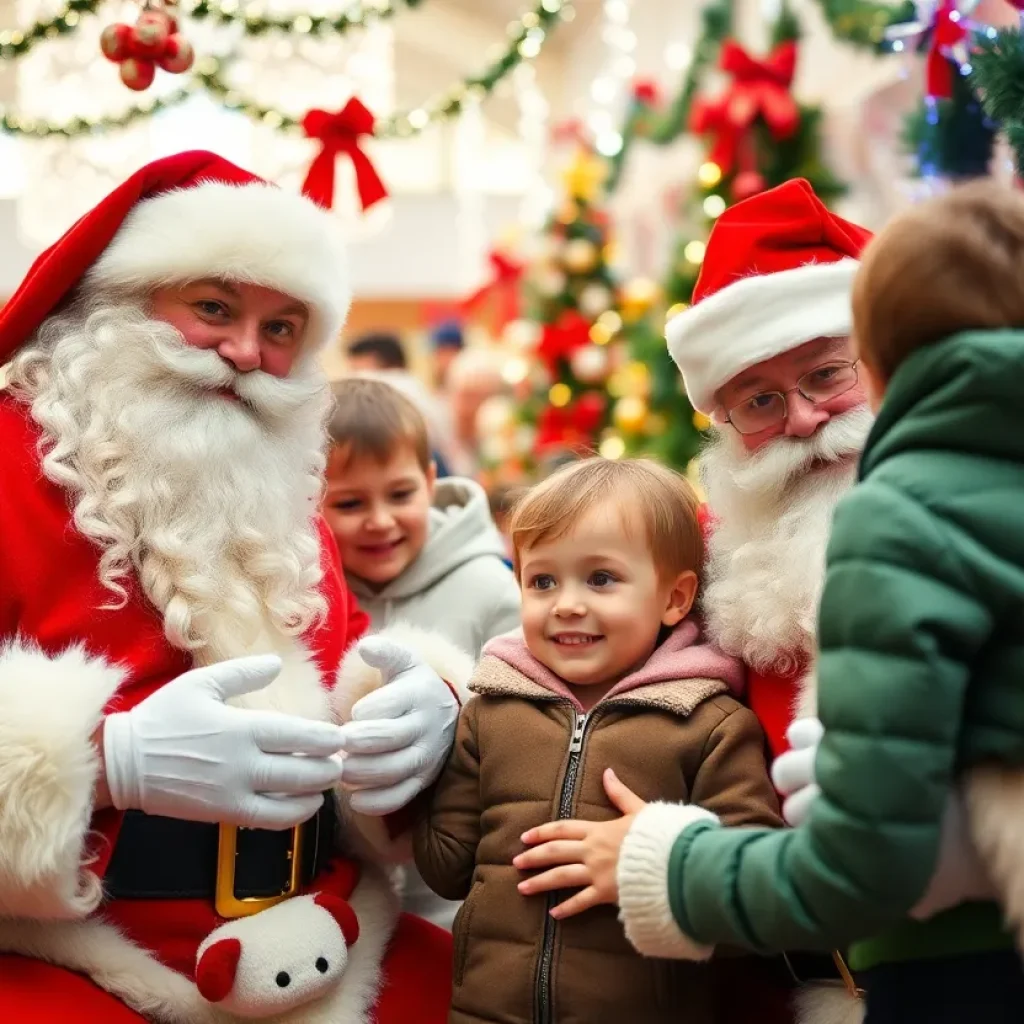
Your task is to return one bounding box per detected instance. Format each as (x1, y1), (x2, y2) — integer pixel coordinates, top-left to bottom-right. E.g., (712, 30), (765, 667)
(195, 893), (360, 1018)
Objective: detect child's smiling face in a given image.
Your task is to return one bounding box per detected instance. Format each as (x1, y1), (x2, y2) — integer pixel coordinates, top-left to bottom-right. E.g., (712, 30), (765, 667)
(518, 501), (696, 702)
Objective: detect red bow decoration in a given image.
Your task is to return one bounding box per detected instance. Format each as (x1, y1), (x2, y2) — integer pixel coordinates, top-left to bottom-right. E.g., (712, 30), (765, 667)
(689, 39), (799, 175)
(926, 0), (968, 100)
(534, 393), (606, 454)
(632, 79), (660, 106)
(460, 250), (524, 332)
(537, 311), (592, 373)
(301, 97), (388, 211)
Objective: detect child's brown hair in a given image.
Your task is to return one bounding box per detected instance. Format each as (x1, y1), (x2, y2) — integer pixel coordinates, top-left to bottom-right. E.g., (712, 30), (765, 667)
(508, 457), (702, 582)
(328, 377), (431, 471)
(853, 179), (1024, 383)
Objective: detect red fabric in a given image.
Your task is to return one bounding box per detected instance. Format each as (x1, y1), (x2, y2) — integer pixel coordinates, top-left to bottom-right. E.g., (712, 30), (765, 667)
(747, 664), (805, 760)
(0, 151), (263, 367)
(690, 178), (874, 307)
(301, 98), (387, 212)
(926, 0), (967, 99)
(0, 392), (360, 879)
(0, 909), (452, 1023)
(689, 39), (799, 175)
(374, 914), (453, 1024)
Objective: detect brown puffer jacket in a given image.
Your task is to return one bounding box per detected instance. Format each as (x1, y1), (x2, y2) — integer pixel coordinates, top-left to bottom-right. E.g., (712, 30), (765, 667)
(413, 622), (782, 1024)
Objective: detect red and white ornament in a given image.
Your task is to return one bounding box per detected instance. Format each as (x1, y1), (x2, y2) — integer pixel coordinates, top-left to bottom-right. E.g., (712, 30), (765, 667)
(101, 3), (193, 92)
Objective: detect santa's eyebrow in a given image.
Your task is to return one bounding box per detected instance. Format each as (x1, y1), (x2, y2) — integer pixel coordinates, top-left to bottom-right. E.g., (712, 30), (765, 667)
(187, 276), (241, 296)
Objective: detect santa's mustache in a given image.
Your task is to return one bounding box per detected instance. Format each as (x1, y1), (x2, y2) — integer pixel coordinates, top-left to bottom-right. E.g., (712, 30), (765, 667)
(721, 406), (875, 499)
(139, 324), (326, 426)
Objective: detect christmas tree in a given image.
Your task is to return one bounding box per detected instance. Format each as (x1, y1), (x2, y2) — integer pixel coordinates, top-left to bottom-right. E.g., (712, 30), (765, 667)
(480, 146), (632, 482)
(621, 6), (845, 473)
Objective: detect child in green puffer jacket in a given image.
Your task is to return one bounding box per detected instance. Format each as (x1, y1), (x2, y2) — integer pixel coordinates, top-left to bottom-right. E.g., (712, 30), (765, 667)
(523, 180), (1024, 1024)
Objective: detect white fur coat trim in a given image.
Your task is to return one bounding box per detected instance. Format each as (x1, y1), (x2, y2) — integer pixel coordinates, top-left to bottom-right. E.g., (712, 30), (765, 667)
(616, 802), (718, 961)
(332, 622), (475, 866)
(0, 640), (124, 920)
(0, 867), (399, 1024)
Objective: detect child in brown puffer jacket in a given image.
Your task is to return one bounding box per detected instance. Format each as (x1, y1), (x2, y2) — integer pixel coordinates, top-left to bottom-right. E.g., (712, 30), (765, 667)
(413, 457), (782, 1024)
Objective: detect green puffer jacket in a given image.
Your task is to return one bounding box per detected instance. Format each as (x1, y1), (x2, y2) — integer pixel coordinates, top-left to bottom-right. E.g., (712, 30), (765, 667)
(618, 330), (1024, 971)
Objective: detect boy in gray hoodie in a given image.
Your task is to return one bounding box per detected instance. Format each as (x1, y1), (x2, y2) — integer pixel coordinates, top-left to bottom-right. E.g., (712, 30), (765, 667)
(325, 377), (521, 927)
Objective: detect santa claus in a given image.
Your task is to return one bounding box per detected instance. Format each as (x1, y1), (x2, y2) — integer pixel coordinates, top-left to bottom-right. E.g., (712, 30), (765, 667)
(0, 151), (472, 1023)
(666, 178), (874, 1023)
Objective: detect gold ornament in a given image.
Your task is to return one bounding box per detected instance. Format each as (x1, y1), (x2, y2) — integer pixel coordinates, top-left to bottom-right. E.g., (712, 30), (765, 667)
(645, 412), (668, 435)
(589, 321), (614, 346)
(549, 382), (572, 407)
(665, 301), (689, 321)
(562, 238), (598, 274)
(692, 411), (712, 431)
(562, 149), (609, 203)
(619, 277), (661, 322)
(613, 395), (648, 433)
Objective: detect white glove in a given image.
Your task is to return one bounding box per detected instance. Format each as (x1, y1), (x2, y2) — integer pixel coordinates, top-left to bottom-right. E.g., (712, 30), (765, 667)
(336, 637), (459, 817)
(104, 655), (347, 831)
(771, 716), (823, 827)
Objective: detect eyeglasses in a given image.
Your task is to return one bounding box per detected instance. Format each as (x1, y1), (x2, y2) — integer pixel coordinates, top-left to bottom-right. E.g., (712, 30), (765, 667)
(724, 360), (860, 435)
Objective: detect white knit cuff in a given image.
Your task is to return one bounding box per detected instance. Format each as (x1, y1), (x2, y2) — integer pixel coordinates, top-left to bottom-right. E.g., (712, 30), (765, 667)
(617, 802), (718, 960)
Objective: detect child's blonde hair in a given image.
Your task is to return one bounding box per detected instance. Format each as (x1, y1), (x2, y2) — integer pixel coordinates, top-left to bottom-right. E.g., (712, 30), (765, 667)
(508, 457), (702, 581)
(329, 377), (431, 471)
(853, 179), (1024, 383)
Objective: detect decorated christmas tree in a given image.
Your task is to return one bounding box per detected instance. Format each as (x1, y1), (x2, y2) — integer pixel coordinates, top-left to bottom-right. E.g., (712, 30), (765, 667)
(621, 6), (846, 473)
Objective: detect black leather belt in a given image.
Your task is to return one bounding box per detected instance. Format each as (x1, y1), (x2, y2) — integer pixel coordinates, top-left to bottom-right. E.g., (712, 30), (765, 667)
(104, 795), (337, 913)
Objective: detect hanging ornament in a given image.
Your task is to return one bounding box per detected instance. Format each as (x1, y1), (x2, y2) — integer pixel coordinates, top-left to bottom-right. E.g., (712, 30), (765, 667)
(570, 344), (609, 384)
(619, 277), (661, 322)
(534, 267), (568, 297)
(562, 238), (599, 274)
(561, 148), (609, 204)
(613, 396), (649, 434)
(101, 1), (193, 92)
(578, 283), (613, 318)
(732, 170), (768, 201)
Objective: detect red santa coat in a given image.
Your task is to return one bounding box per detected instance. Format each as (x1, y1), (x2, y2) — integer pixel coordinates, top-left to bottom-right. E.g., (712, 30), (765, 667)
(0, 392), (454, 1023)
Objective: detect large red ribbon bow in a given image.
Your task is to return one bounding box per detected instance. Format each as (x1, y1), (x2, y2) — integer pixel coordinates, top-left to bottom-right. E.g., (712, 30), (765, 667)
(689, 39), (799, 174)
(301, 97), (388, 211)
(534, 392), (606, 454)
(537, 311), (592, 373)
(926, 0), (968, 100)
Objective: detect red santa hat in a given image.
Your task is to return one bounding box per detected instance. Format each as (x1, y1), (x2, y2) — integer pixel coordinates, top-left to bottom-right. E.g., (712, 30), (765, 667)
(666, 178), (873, 414)
(0, 150), (350, 366)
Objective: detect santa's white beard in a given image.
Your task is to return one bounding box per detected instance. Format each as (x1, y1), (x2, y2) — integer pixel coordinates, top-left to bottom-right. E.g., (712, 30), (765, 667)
(7, 293), (332, 658)
(699, 407), (874, 674)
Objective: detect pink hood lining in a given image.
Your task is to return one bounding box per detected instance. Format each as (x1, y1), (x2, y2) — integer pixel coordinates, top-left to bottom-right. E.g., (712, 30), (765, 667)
(481, 617), (744, 713)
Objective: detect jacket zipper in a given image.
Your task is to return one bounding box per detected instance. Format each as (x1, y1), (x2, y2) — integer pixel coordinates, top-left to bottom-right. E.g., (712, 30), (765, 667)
(533, 707), (594, 1024)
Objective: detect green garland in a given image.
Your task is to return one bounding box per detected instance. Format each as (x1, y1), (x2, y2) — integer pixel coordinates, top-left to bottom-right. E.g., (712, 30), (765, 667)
(811, 0), (917, 52)
(0, 0), (426, 62)
(1, 0), (566, 139)
(971, 28), (1024, 172)
(605, 0), (733, 192)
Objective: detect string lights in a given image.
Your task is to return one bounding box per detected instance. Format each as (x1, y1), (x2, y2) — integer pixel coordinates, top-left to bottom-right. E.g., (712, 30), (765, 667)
(587, 0), (635, 157)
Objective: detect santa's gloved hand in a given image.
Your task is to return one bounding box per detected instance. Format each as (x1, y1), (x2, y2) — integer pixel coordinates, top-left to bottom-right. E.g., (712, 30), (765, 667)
(771, 716), (824, 827)
(336, 636), (458, 817)
(103, 655), (346, 830)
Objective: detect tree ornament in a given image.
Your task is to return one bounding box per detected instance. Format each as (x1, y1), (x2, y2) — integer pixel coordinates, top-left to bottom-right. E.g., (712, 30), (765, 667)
(101, 1), (193, 92)
(534, 267), (567, 297)
(120, 57), (156, 91)
(561, 149), (609, 204)
(578, 283), (613, 318)
(732, 170), (768, 201)
(561, 238), (598, 274)
(619, 277), (661, 322)
(570, 344), (609, 384)
(613, 396), (649, 434)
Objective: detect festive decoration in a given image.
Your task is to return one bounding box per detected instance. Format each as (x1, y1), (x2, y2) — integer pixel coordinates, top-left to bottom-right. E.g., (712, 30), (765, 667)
(99, 2), (193, 92)
(812, 0), (918, 50)
(972, 27), (1024, 173)
(1, 0), (570, 139)
(689, 39), (800, 176)
(301, 98), (387, 211)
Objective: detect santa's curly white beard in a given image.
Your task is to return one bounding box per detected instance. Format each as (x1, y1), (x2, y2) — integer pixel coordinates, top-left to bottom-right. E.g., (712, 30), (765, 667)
(6, 291), (332, 660)
(698, 407), (874, 674)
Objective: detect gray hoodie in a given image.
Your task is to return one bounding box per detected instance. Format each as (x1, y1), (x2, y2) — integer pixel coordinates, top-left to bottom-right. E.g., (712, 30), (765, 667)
(346, 477), (521, 930)
(346, 477), (521, 660)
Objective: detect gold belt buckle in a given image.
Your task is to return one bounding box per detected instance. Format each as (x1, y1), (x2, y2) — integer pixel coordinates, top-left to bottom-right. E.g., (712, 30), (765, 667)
(215, 823), (303, 919)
